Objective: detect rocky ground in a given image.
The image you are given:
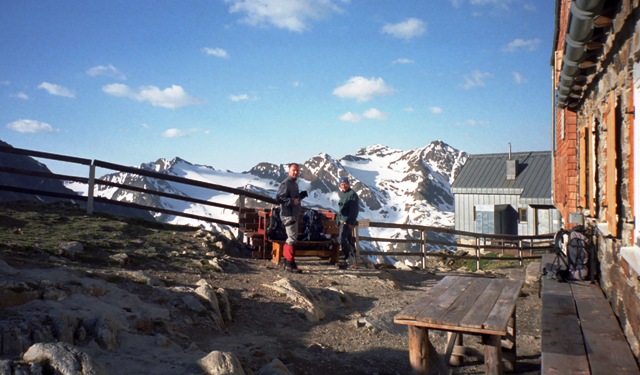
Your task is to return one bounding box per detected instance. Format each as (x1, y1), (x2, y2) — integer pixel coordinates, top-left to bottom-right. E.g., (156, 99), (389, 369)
(0, 201), (542, 374)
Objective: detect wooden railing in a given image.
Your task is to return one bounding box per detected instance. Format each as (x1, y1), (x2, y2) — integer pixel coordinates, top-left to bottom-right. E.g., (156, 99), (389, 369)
(355, 221), (554, 270)
(0, 145), (276, 242)
(0, 145), (555, 269)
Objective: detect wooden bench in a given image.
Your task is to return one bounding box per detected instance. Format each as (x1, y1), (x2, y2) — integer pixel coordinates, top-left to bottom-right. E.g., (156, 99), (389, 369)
(240, 207), (340, 264)
(269, 239), (338, 265)
(540, 253), (640, 374)
(238, 208), (270, 259)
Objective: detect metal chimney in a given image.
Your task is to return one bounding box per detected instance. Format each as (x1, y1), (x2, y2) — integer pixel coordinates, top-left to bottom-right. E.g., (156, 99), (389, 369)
(507, 143), (517, 180)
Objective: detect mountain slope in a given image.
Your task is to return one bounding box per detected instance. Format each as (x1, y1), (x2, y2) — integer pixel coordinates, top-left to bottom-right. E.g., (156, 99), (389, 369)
(87, 141), (467, 259)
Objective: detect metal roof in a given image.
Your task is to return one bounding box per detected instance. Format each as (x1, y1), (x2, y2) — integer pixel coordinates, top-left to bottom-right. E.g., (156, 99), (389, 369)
(451, 151), (552, 202)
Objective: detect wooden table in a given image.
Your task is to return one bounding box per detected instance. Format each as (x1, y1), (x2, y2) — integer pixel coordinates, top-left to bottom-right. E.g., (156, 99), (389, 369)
(394, 275), (524, 375)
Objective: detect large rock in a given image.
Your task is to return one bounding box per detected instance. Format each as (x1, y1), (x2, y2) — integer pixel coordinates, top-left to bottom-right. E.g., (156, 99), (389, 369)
(263, 278), (326, 322)
(22, 342), (107, 375)
(198, 350), (245, 375)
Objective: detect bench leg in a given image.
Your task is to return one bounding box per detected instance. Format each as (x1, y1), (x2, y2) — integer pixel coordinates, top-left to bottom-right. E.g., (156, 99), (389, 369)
(483, 334), (503, 375)
(408, 326), (448, 374)
(329, 243), (337, 264)
(271, 242), (282, 265)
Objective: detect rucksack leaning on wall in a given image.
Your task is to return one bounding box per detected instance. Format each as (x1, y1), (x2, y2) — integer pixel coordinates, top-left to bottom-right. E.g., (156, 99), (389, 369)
(549, 225), (593, 282)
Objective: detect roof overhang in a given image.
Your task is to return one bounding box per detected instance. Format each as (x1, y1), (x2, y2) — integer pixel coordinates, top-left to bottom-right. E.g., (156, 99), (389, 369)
(555, 0), (613, 110)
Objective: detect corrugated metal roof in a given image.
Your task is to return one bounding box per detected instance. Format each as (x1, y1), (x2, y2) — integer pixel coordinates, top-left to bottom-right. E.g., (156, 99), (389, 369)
(451, 151), (552, 199)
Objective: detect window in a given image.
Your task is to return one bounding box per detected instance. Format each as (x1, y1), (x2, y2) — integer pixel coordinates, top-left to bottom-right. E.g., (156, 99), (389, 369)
(518, 208), (528, 223)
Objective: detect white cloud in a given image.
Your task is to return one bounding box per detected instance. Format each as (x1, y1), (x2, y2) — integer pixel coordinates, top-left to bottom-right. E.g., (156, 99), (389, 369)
(11, 92), (29, 100)
(404, 107), (414, 113)
(162, 128), (200, 138)
(392, 58), (414, 64)
(429, 106), (443, 114)
(163, 128), (186, 138)
(462, 70), (493, 90)
(102, 83), (204, 109)
(6, 119), (56, 133)
(464, 119), (489, 126)
(202, 47), (229, 58)
(503, 38), (541, 52)
(339, 112), (362, 123)
(225, 0), (345, 33)
(86, 64), (126, 80)
(37, 82), (75, 98)
(228, 93), (258, 101)
(470, 0), (513, 9)
(381, 18), (426, 40)
(363, 108), (388, 120)
(512, 72), (525, 84)
(333, 76), (395, 102)
(451, 0), (516, 11)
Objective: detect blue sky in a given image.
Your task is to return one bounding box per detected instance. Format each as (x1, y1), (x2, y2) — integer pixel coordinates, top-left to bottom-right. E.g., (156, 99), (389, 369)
(1, 0), (555, 174)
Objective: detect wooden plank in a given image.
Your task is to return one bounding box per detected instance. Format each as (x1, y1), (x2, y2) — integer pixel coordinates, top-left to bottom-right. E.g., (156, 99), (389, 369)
(459, 279), (507, 330)
(483, 279), (523, 332)
(394, 277), (458, 322)
(414, 276), (475, 325)
(438, 277), (491, 327)
(540, 278), (590, 374)
(572, 283), (640, 375)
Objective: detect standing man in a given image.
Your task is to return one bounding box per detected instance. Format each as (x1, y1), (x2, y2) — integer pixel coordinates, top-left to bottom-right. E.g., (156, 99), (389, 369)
(337, 176), (359, 268)
(276, 163), (303, 273)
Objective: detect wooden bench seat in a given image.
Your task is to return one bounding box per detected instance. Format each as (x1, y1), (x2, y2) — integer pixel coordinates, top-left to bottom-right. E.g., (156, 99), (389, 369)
(540, 254), (639, 374)
(269, 239), (338, 265)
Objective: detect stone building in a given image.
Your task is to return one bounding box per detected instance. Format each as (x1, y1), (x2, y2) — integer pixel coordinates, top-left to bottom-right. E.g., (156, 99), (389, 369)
(552, 0), (640, 358)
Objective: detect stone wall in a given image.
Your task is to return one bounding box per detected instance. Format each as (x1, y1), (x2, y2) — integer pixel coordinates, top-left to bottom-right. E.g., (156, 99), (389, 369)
(573, 0), (640, 359)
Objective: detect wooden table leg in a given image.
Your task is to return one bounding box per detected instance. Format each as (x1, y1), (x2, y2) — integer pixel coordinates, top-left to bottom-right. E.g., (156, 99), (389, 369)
(408, 326), (429, 374)
(502, 313), (517, 372)
(408, 326), (449, 374)
(446, 332), (464, 366)
(483, 334), (503, 375)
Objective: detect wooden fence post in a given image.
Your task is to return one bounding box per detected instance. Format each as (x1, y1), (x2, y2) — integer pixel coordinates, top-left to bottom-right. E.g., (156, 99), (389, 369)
(475, 237), (481, 271)
(237, 194), (245, 243)
(87, 162), (96, 215)
(421, 229), (427, 269)
(354, 225), (360, 257)
(518, 239), (523, 266)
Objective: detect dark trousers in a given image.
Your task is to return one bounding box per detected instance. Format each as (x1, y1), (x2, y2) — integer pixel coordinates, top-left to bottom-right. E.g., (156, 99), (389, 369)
(338, 223), (355, 260)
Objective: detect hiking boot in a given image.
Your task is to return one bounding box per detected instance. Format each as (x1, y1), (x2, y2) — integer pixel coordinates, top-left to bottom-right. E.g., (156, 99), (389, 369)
(346, 256), (356, 266)
(286, 261), (302, 274)
(337, 262), (348, 270)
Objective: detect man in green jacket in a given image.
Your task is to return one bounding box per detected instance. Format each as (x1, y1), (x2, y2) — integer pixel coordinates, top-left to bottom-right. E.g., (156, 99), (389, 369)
(337, 176), (359, 268)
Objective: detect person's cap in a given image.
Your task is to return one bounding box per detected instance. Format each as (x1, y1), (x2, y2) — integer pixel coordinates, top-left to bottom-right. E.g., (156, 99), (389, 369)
(339, 177), (349, 184)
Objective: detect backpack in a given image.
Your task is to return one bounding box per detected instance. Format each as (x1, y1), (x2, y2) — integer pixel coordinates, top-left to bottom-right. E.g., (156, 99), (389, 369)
(299, 209), (325, 241)
(266, 207), (287, 241)
(551, 227), (591, 281)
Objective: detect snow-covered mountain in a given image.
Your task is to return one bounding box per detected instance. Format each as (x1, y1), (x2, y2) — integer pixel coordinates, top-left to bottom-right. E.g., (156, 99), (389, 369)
(86, 141), (467, 257)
